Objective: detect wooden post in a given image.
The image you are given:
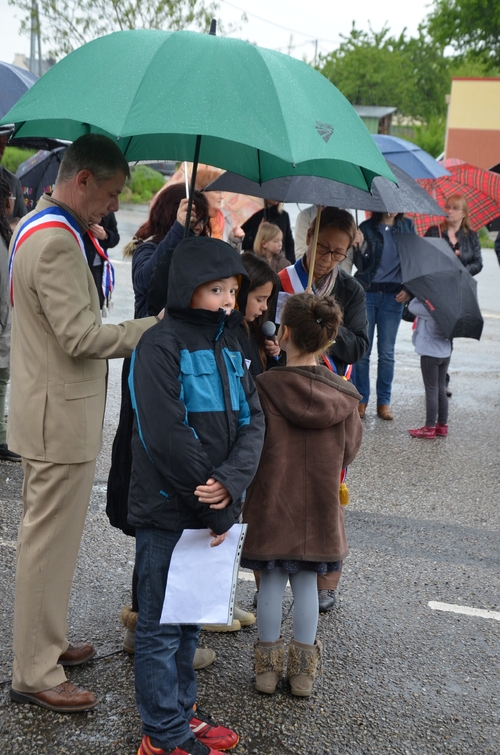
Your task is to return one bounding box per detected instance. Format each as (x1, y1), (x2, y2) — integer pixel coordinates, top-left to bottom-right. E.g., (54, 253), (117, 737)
(306, 205), (322, 292)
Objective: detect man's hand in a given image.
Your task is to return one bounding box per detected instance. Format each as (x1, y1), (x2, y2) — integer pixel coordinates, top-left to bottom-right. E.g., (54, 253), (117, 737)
(209, 530), (227, 547)
(194, 478), (231, 509)
(89, 223), (107, 241)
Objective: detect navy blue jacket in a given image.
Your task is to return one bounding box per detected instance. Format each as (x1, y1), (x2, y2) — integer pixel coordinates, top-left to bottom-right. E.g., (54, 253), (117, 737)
(128, 237), (265, 535)
(354, 216), (416, 291)
(132, 220), (185, 318)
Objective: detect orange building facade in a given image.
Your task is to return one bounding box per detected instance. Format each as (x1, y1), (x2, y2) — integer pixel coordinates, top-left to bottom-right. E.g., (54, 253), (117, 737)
(445, 78), (500, 169)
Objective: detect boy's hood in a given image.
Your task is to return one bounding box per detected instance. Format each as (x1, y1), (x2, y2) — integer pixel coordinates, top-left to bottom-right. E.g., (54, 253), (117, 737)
(256, 366), (361, 428)
(167, 236), (249, 315)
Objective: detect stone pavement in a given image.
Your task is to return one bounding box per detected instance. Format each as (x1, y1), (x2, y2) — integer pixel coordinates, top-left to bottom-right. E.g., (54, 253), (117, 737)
(0, 209), (498, 754)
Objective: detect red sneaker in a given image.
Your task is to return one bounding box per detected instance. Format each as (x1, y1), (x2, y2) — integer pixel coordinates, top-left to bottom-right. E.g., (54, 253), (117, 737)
(190, 708), (239, 751)
(408, 425), (436, 439)
(138, 734), (222, 755)
(435, 423), (448, 436)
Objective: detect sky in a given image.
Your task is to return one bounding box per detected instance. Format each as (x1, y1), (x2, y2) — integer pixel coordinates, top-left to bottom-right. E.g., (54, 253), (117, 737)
(1, 0), (433, 65)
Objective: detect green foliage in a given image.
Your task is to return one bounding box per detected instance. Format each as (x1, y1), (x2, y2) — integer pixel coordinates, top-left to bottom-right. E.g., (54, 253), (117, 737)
(320, 25), (451, 124)
(478, 226), (494, 248)
(410, 116), (446, 158)
(9, 0), (244, 60)
(124, 165), (165, 204)
(2, 146), (36, 174)
(427, 0), (500, 67)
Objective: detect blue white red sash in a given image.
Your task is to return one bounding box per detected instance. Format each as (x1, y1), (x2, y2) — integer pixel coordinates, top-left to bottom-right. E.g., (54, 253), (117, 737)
(279, 258), (313, 294)
(9, 205), (114, 307)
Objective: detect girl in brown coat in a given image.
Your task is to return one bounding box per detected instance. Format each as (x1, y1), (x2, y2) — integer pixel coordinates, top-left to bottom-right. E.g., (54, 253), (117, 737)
(242, 293), (363, 697)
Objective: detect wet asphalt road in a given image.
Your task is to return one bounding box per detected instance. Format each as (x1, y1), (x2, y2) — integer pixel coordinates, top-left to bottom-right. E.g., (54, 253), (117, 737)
(0, 205), (498, 755)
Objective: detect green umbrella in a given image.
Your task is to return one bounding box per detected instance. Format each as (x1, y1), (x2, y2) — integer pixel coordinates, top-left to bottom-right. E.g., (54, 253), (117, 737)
(1, 29), (394, 192)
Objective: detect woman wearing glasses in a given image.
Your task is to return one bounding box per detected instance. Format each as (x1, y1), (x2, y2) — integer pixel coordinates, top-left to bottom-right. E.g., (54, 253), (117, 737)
(353, 212), (415, 421)
(278, 207), (369, 379)
(424, 194), (483, 277)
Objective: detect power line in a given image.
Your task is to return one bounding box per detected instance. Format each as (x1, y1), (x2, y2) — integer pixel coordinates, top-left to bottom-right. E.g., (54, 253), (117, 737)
(218, 0), (340, 45)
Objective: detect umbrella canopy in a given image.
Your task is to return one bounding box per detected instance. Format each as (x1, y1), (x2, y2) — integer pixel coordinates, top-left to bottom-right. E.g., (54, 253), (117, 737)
(203, 160), (445, 215)
(0, 29), (394, 191)
(397, 234), (483, 340)
(0, 61), (38, 121)
(411, 160), (500, 234)
(15, 146), (66, 211)
(372, 135), (450, 180)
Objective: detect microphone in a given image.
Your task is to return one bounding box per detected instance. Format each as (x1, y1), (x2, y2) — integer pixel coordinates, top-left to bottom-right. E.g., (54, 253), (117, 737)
(262, 321), (280, 361)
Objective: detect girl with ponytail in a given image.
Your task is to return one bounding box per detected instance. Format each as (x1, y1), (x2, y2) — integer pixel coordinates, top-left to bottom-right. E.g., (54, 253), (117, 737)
(241, 292), (363, 698)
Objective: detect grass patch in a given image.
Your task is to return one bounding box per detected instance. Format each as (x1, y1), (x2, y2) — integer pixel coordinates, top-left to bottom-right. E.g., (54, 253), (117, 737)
(123, 165), (165, 204)
(3, 146), (37, 174)
(479, 226), (494, 249)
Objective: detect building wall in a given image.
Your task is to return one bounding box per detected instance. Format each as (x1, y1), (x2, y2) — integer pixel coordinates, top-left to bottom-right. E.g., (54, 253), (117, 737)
(446, 78), (500, 169)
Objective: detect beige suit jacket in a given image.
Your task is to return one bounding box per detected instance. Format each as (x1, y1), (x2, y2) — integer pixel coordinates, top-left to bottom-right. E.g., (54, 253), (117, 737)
(8, 196), (155, 463)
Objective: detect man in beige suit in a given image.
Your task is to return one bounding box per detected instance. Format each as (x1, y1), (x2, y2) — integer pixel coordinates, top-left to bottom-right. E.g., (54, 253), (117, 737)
(8, 134), (158, 713)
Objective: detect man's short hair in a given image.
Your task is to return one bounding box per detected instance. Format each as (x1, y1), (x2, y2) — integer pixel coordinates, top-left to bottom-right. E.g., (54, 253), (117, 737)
(57, 134), (130, 185)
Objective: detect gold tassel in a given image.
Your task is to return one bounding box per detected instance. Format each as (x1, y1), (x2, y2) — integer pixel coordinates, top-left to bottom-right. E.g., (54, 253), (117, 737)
(339, 482), (349, 506)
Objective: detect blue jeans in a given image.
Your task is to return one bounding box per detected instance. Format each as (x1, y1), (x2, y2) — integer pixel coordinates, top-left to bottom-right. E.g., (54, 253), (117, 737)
(355, 292), (403, 406)
(135, 528), (200, 750)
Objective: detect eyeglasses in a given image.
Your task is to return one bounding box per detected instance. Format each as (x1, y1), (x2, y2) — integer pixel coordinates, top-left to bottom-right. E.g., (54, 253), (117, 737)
(316, 241), (347, 261)
(445, 205), (463, 212)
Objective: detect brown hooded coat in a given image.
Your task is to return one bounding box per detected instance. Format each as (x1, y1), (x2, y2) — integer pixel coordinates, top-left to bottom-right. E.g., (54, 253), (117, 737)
(242, 365), (363, 563)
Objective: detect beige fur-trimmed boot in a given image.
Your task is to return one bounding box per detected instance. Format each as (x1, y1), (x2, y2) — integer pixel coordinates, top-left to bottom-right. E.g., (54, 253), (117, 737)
(120, 605), (138, 654)
(286, 638), (322, 697)
(254, 638), (285, 694)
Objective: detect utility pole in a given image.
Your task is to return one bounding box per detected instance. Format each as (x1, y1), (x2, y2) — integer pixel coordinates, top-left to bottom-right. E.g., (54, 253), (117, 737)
(313, 39), (318, 67)
(29, 0), (42, 76)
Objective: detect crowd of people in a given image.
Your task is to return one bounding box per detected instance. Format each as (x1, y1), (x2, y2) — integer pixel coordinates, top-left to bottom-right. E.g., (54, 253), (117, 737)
(0, 133), (487, 755)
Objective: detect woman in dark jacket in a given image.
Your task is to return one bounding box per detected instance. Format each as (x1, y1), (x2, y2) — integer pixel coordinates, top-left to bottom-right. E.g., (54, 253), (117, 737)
(353, 212), (415, 421)
(425, 193), (483, 277)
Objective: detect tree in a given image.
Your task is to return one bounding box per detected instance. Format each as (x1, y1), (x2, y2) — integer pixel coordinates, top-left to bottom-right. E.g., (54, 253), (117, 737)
(427, 0), (500, 67)
(9, 0), (243, 60)
(319, 25), (451, 124)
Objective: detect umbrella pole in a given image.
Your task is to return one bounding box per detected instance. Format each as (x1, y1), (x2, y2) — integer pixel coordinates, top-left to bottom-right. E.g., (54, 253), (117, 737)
(184, 135), (202, 238)
(184, 161), (189, 196)
(306, 205), (322, 292)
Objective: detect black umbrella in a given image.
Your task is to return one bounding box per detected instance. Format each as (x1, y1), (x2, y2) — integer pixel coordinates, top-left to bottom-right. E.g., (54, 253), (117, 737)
(204, 161), (445, 215)
(15, 146), (66, 211)
(397, 235), (483, 340)
(0, 61), (38, 120)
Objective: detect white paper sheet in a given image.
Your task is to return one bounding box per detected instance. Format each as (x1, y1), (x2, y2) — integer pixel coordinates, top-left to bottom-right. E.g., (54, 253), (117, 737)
(160, 524), (247, 625)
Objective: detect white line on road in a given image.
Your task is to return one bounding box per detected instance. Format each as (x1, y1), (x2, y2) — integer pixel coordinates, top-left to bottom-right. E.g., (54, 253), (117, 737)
(428, 601), (500, 621)
(238, 571), (255, 582)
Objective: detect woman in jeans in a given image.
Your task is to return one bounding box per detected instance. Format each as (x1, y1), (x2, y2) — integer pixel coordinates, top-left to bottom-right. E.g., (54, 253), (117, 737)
(354, 212), (415, 420)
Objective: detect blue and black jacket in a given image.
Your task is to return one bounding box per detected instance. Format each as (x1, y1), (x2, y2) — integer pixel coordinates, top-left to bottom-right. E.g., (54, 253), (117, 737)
(127, 236), (265, 535)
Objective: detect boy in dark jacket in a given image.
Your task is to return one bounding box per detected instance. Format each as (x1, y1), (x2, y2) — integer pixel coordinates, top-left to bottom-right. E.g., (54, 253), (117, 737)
(128, 236), (265, 755)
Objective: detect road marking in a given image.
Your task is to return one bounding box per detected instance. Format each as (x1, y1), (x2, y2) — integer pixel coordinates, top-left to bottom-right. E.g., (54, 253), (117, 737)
(238, 571), (255, 582)
(428, 601), (500, 621)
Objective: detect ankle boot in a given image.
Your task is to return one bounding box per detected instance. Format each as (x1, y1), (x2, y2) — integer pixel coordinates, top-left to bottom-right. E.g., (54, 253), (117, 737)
(120, 605), (138, 654)
(286, 638), (322, 697)
(254, 639), (285, 694)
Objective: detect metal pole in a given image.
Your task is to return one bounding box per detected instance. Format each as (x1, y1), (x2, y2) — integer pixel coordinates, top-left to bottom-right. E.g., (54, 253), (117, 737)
(306, 205), (322, 292)
(36, 2), (42, 77)
(184, 135), (202, 238)
(29, 0), (36, 73)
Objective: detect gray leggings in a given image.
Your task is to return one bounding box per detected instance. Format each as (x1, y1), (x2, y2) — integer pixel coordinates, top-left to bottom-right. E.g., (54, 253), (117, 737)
(421, 355), (451, 426)
(257, 567), (318, 645)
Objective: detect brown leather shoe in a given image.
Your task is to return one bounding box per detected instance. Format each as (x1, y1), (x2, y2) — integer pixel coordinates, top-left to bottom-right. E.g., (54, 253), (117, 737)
(58, 642), (96, 666)
(10, 681), (99, 712)
(358, 403), (367, 418)
(377, 404), (394, 420)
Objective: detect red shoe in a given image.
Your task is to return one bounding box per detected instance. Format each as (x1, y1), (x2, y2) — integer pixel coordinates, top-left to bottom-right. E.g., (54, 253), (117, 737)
(190, 707), (239, 751)
(138, 735), (222, 755)
(435, 423), (448, 436)
(408, 425), (436, 439)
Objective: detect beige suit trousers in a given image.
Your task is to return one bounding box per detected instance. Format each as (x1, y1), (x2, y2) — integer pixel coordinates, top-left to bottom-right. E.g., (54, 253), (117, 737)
(12, 456), (96, 693)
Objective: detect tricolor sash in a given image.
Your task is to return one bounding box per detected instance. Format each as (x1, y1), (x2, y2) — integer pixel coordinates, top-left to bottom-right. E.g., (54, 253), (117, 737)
(9, 205), (114, 308)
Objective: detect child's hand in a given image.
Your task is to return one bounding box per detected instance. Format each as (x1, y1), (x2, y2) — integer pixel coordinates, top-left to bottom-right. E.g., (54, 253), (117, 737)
(209, 530), (227, 547)
(263, 339), (280, 359)
(194, 478), (231, 509)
